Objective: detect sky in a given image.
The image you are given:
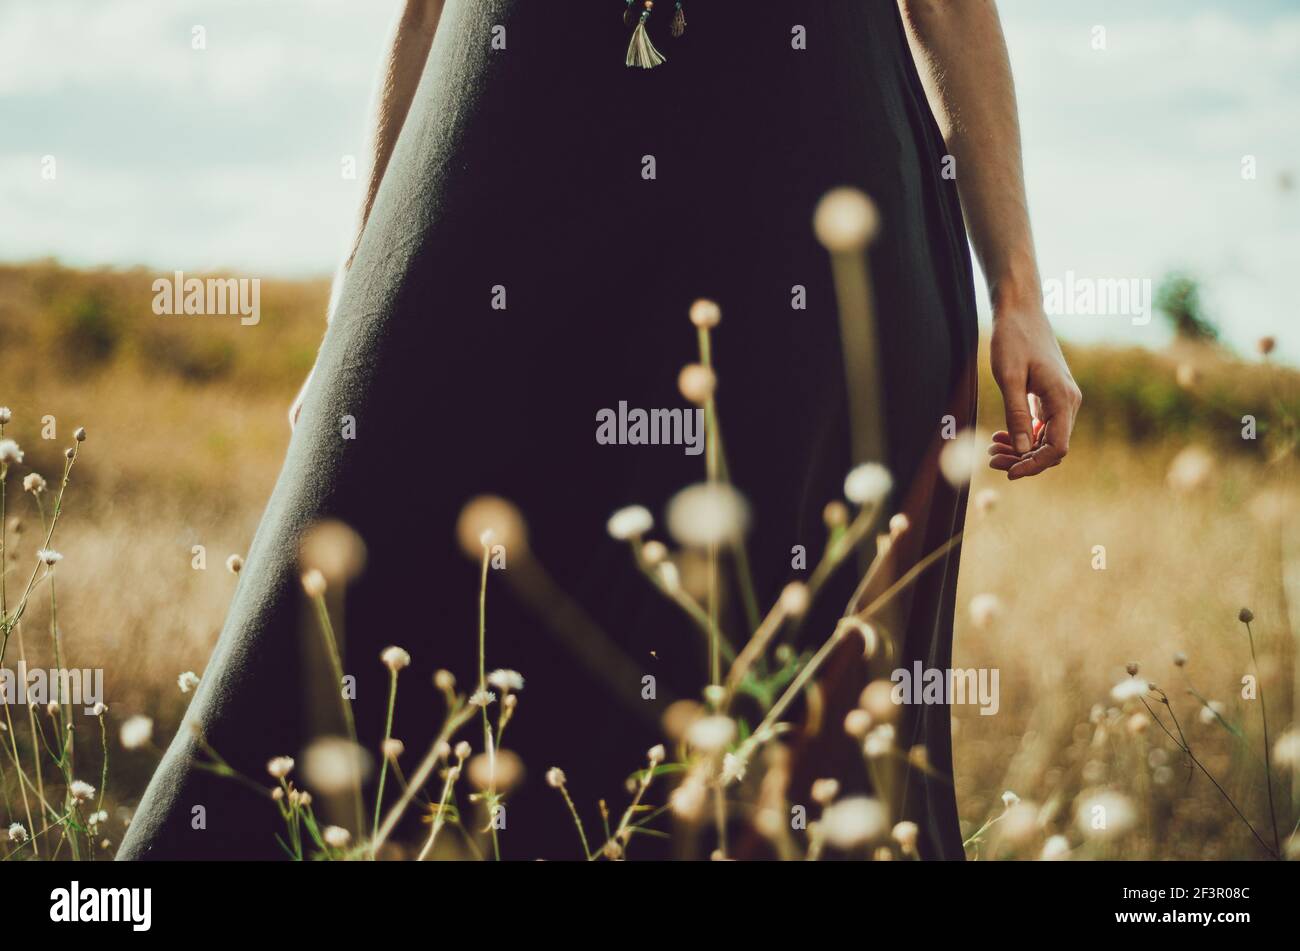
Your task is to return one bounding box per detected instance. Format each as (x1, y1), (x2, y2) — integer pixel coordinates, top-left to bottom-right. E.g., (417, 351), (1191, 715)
(1, 0), (1297, 362)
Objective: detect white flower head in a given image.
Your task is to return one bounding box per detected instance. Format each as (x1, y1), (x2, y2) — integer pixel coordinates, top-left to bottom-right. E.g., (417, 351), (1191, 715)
(819, 796), (888, 849)
(380, 645), (411, 672)
(1110, 678), (1150, 703)
(382, 738), (405, 760)
(0, 407), (10, 424)
(302, 738), (371, 795)
(863, 723), (896, 758)
(670, 773), (708, 820)
(177, 671), (201, 694)
(22, 473), (46, 494)
(322, 825), (352, 849)
(843, 463), (892, 506)
(721, 751), (747, 784)
(685, 714), (736, 754)
(892, 821), (919, 851)
(1040, 834), (1071, 860)
(0, 439), (23, 465)
(1167, 445), (1214, 493)
(69, 780), (96, 804)
(8, 822), (28, 843)
(813, 188), (880, 252)
(36, 549), (63, 566)
(266, 755), (295, 779)
(1001, 790), (1021, 809)
(300, 568), (327, 598)
(1274, 729), (1300, 770)
(938, 429), (981, 488)
(119, 715), (154, 750)
(666, 483), (750, 548)
(487, 669), (525, 692)
(1073, 790), (1137, 841)
(1198, 700), (1225, 725)
(607, 505), (654, 541)
(469, 689), (497, 708)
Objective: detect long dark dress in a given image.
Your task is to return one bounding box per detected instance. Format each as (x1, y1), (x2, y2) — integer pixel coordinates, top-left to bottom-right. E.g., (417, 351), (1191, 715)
(120, 0), (977, 860)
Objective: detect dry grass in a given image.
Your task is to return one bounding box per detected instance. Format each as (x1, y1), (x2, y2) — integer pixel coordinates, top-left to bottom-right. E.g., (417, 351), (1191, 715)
(1, 260), (1297, 859)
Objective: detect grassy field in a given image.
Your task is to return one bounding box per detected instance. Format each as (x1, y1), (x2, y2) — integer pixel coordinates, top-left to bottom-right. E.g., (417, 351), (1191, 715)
(0, 261), (1297, 859)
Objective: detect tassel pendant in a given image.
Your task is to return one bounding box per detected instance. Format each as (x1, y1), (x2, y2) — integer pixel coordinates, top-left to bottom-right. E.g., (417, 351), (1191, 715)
(670, 2), (686, 38)
(626, 2), (667, 69)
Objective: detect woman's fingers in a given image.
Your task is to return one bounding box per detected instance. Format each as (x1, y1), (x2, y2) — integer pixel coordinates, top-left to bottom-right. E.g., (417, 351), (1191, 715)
(1006, 381), (1079, 479)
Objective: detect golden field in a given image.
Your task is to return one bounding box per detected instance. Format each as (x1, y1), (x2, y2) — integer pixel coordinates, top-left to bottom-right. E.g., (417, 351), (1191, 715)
(0, 260), (1297, 860)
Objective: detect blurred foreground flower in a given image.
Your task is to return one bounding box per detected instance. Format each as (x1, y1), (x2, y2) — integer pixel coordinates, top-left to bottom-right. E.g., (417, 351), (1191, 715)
(1166, 445), (1213, 493)
(457, 495), (528, 560)
(666, 483), (749, 548)
(938, 430), (981, 488)
(1073, 790), (1136, 841)
(300, 518), (367, 587)
(302, 737), (372, 795)
(820, 796), (887, 849)
(119, 715), (154, 750)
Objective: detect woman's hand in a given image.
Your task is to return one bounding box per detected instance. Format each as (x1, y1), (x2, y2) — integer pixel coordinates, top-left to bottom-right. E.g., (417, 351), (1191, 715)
(987, 302), (1081, 479)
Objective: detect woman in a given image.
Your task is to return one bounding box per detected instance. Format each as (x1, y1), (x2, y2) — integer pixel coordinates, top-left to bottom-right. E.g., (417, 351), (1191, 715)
(121, 0), (1078, 861)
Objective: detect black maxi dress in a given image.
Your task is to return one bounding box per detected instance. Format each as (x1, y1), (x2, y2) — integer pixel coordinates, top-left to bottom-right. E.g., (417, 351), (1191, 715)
(120, 0), (977, 861)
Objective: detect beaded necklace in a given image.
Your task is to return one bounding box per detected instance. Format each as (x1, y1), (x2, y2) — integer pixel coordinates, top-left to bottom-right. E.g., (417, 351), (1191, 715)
(623, 1), (685, 69)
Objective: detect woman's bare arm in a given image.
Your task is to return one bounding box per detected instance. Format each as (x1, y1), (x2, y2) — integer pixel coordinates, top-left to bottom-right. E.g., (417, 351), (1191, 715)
(292, 0), (444, 426)
(899, 0), (1081, 479)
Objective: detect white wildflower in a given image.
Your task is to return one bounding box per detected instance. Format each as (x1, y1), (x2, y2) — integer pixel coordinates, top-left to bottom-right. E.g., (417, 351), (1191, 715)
(1166, 445), (1214, 493)
(300, 568), (327, 598)
(177, 671), (200, 694)
(1073, 790), (1137, 841)
(813, 188), (880, 252)
(843, 462), (892, 506)
(119, 715), (154, 750)
(322, 825), (351, 849)
(863, 723), (895, 758)
(606, 505), (654, 541)
(487, 669), (525, 692)
(1198, 700), (1225, 725)
(1274, 729), (1300, 770)
(721, 752), (747, 784)
(69, 780), (95, 804)
(1110, 678), (1150, 703)
(685, 715), (736, 753)
(892, 820), (919, 852)
(938, 429), (981, 488)
(666, 483), (750, 548)
(302, 738), (371, 795)
(820, 796), (888, 849)
(380, 645), (411, 672)
(0, 439), (23, 465)
(1040, 834), (1071, 860)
